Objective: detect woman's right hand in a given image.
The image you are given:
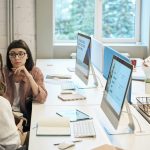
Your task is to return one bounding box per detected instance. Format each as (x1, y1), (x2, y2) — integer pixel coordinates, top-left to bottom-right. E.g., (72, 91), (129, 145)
(17, 119), (24, 133)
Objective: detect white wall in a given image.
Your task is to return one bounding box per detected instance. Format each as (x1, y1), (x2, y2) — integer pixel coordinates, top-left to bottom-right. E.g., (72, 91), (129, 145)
(13, 0), (36, 61)
(36, 0), (53, 59)
(0, 0), (7, 63)
(0, 0), (36, 64)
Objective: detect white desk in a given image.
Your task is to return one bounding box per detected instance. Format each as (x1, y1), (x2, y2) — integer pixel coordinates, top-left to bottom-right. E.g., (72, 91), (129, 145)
(36, 59), (105, 106)
(29, 105), (150, 150)
(93, 105), (150, 150)
(28, 105), (111, 150)
(28, 59), (150, 150)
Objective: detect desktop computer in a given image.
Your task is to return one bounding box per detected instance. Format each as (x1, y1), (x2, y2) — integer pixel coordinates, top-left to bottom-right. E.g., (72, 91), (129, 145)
(74, 32), (99, 89)
(62, 32), (100, 90)
(103, 46), (132, 104)
(100, 55), (135, 134)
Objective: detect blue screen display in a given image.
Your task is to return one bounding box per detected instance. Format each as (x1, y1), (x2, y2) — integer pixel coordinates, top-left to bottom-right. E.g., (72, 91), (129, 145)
(103, 46), (130, 79)
(105, 58), (131, 115)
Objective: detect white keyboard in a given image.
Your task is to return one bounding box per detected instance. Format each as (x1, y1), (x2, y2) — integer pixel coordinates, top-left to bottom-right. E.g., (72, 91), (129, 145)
(73, 119), (96, 138)
(61, 81), (76, 90)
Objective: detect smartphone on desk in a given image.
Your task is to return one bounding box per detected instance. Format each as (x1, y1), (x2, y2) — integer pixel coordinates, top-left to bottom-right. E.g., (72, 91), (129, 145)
(56, 109), (92, 122)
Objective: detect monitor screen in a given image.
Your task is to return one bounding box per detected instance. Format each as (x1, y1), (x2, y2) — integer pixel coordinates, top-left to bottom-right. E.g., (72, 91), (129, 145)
(103, 46), (130, 79)
(91, 37), (104, 73)
(101, 55), (133, 130)
(103, 46), (132, 103)
(75, 33), (91, 85)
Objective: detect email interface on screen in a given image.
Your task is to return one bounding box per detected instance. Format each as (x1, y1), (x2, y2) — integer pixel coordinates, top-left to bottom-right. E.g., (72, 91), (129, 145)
(75, 33), (91, 83)
(105, 57), (132, 115)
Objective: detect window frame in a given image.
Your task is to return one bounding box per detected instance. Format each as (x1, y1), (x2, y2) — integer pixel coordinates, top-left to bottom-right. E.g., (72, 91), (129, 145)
(96, 0), (141, 43)
(54, 0), (141, 44)
(53, 0), (95, 44)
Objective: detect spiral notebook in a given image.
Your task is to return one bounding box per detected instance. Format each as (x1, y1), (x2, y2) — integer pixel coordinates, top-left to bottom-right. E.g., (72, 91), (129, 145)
(58, 93), (86, 101)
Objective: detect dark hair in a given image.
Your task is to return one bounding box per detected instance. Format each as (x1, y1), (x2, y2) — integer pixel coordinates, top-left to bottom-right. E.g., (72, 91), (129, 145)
(6, 39), (34, 71)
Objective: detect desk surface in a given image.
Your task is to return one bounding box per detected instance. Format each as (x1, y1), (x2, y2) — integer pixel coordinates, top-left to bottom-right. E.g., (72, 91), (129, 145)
(36, 59), (105, 106)
(28, 59), (150, 150)
(29, 104), (150, 150)
(28, 105), (111, 150)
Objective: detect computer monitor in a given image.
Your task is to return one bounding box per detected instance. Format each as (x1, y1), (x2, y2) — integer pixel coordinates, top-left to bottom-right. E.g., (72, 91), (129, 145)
(101, 55), (135, 134)
(75, 32), (91, 85)
(75, 33), (98, 88)
(91, 37), (104, 73)
(103, 46), (132, 104)
(103, 46), (130, 79)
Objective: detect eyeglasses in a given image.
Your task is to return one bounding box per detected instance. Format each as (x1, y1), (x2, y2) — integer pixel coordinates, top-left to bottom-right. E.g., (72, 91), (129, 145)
(9, 52), (27, 59)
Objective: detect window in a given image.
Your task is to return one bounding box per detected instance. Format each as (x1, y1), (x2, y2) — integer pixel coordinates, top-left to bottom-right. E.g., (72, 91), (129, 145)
(54, 0), (140, 43)
(54, 0), (95, 42)
(101, 0), (140, 42)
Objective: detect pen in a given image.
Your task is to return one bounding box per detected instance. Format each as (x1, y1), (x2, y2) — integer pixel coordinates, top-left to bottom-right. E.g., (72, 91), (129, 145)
(53, 143), (61, 146)
(72, 139), (82, 143)
(56, 112), (63, 117)
(47, 64), (53, 66)
(53, 140), (82, 146)
(61, 91), (73, 94)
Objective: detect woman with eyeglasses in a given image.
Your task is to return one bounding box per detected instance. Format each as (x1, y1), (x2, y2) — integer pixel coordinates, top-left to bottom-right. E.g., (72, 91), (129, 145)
(3, 39), (48, 132)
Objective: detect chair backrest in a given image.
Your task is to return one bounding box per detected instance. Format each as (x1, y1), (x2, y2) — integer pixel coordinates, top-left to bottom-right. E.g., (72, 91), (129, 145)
(16, 145), (27, 150)
(0, 53), (6, 96)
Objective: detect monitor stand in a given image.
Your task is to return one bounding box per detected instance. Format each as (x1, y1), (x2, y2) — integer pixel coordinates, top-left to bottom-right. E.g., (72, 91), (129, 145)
(77, 63), (103, 89)
(76, 78), (97, 89)
(103, 101), (135, 135)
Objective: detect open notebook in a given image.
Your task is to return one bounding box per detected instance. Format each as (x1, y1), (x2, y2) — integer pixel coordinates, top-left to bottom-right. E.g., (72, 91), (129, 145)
(36, 116), (71, 136)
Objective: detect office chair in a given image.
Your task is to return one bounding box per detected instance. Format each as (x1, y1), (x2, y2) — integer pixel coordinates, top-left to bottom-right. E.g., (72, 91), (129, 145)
(16, 145), (27, 150)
